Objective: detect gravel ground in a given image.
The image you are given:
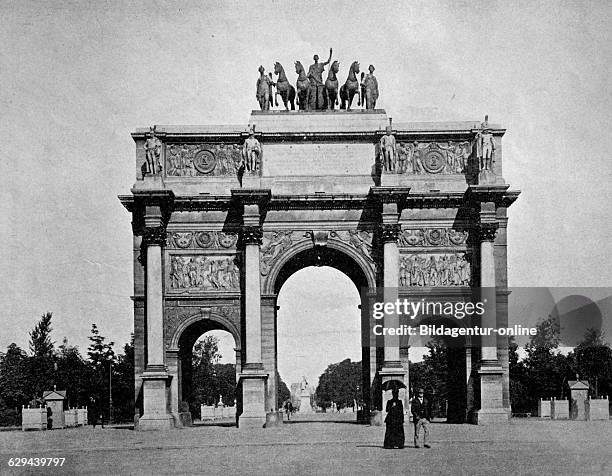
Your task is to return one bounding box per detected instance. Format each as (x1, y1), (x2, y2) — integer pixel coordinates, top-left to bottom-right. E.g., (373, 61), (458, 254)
(1, 416), (611, 475)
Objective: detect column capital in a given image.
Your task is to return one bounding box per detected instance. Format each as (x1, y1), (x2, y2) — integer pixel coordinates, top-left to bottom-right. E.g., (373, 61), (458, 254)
(478, 222), (499, 242)
(380, 223), (402, 243)
(142, 226), (168, 247)
(241, 225), (263, 245)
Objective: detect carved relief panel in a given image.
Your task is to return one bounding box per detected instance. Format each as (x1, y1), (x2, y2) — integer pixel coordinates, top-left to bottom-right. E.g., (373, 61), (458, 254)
(398, 228), (469, 248)
(385, 141), (473, 175)
(166, 230), (238, 250)
(329, 230), (375, 265)
(168, 255), (239, 292)
(165, 143), (256, 177)
(399, 253), (471, 287)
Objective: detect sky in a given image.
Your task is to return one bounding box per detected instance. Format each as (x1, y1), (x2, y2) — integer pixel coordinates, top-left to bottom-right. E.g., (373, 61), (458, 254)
(1, 1), (611, 384)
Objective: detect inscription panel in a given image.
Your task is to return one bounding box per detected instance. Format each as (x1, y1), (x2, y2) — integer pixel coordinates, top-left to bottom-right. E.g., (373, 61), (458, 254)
(263, 143), (374, 176)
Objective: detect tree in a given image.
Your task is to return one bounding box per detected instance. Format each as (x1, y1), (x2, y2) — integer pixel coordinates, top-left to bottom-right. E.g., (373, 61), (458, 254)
(189, 335), (236, 414)
(522, 315), (576, 411)
(112, 336), (135, 422)
(86, 324), (116, 416)
(508, 336), (530, 413)
(315, 359), (361, 410)
(29, 312), (54, 357)
(87, 324), (115, 367)
(0, 344), (30, 409)
(277, 372), (291, 405)
(55, 338), (91, 409)
(27, 313), (56, 399)
(572, 329), (612, 397)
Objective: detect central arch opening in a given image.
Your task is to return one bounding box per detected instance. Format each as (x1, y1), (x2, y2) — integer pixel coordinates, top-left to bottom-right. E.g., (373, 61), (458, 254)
(272, 245), (374, 422)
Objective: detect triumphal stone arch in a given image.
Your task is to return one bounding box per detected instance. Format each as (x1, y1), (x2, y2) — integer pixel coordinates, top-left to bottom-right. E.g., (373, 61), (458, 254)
(120, 109), (519, 430)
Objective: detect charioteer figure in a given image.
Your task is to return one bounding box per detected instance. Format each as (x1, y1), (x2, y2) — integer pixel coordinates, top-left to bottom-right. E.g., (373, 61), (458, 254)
(307, 48), (333, 110)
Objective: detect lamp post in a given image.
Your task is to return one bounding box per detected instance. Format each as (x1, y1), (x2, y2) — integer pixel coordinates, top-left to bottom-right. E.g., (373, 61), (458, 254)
(109, 360), (113, 424)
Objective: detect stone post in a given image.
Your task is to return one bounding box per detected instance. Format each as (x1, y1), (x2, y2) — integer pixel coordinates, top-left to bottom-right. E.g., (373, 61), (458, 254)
(474, 213), (508, 424)
(238, 203), (268, 428)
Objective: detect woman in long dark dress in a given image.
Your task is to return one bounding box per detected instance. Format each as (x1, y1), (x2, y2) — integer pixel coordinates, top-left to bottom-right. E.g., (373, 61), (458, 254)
(383, 388), (405, 449)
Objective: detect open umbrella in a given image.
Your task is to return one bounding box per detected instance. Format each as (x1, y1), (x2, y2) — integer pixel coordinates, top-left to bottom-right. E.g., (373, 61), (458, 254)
(381, 379), (407, 391)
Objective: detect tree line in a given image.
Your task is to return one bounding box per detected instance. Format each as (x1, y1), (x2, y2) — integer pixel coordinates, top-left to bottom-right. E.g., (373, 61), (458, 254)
(0, 313), (133, 426)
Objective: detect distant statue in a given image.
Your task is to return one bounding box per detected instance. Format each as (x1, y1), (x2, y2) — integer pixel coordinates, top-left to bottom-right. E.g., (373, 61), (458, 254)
(476, 116), (495, 172)
(256, 65), (272, 111)
(242, 127), (262, 173)
(294, 61), (310, 110)
(268, 72), (276, 109)
(307, 48), (333, 110)
(380, 125), (397, 172)
(143, 126), (162, 177)
(340, 61), (361, 110)
(362, 65), (379, 109)
(360, 72), (366, 108)
(274, 62), (296, 110)
(325, 60), (340, 110)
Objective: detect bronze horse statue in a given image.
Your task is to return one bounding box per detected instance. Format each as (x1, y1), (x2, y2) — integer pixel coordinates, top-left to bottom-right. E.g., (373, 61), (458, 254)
(325, 60), (340, 110)
(294, 61), (310, 110)
(274, 62), (296, 110)
(340, 61), (361, 110)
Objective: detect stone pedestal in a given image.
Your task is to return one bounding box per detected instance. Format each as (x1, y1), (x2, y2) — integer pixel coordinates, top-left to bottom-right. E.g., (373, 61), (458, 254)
(299, 392), (314, 413)
(238, 371), (268, 429)
(473, 365), (508, 424)
(138, 371), (174, 430)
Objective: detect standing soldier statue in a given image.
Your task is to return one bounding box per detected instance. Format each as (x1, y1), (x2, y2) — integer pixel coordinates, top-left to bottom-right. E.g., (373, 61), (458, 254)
(242, 126), (262, 173)
(380, 124), (397, 172)
(477, 115), (495, 172)
(307, 48), (333, 110)
(143, 126), (162, 177)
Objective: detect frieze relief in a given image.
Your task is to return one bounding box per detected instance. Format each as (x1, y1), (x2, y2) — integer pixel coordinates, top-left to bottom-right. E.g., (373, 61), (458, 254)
(166, 231), (238, 249)
(399, 253), (471, 287)
(169, 255), (240, 292)
(398, 228), (469, 248)
(166, 143), (250, 177)
(386, 141), (473, 175)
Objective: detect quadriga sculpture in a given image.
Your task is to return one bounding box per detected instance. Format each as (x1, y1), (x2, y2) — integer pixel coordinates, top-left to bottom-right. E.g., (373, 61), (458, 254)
(340, 61), (361, 110)
(273, 62), (296, 110)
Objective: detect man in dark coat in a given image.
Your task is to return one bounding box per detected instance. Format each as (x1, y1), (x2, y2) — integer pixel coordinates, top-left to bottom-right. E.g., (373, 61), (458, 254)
(383, 388), (405, 449)
(411, 388), (431, 448)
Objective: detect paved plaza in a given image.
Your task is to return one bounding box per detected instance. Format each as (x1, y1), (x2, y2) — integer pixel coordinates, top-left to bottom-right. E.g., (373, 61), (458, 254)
(1, 417), (611, 475)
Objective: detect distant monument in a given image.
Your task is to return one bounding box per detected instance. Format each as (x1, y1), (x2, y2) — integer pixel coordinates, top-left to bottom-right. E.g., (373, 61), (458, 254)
(291, 376), (315, 413)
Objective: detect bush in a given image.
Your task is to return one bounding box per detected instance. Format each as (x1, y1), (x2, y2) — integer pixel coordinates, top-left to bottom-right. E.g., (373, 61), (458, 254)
(0, 403), (21, 427)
